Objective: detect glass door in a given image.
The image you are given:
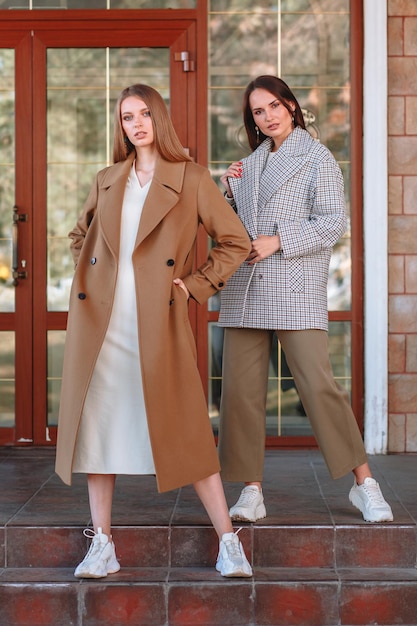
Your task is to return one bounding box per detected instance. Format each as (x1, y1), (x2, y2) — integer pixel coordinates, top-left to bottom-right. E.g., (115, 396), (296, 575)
(0, 16), (199, 445)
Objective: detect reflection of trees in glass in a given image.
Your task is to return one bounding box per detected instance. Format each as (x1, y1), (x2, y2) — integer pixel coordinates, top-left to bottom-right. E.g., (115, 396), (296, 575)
(209, 0), (352, 312)
(46, 47), (169, 310)
(0, 50), (15, 297)
(209, 1), (350, 167)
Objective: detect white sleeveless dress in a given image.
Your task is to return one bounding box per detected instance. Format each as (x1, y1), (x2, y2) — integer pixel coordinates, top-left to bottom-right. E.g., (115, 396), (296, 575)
(72, 164), (155, 475)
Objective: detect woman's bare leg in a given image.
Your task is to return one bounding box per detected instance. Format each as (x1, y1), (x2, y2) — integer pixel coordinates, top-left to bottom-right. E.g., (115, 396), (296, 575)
(193, 472), (234, 539)
(86, 473), (116, 537)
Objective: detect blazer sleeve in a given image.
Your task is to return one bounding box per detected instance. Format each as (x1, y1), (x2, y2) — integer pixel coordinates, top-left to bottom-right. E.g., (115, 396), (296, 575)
(68, 174), (99, 267)
(182, 168), (251, 304)
(277, 156), (347, 260)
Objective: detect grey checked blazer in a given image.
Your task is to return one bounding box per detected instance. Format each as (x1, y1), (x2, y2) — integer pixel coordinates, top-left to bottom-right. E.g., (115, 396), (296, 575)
(218, 127), (347, 331)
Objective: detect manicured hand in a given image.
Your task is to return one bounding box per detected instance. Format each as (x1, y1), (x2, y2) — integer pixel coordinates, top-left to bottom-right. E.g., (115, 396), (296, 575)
(220, 161), (243, 198)
(247, 235), (281, 264)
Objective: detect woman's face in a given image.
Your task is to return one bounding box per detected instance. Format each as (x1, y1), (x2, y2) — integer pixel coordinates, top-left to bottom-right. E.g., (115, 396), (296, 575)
(249, 88), (295, 150)
(121, 96), (154, 149)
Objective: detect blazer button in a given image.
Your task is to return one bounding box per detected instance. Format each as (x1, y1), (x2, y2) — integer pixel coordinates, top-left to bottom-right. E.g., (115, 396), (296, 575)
(166, 259), (175, 266)
(78, 292), (86, 300)
(218, 281), (224, 288)
(90, 257), (97, 265)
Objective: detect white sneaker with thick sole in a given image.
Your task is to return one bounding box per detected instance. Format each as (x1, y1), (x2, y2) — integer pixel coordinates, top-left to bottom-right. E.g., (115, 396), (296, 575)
(74, 527), (121, 579)
(349, 477), (394, 522)
(229, 486), (266, 522)
(216, 529), (253, 577)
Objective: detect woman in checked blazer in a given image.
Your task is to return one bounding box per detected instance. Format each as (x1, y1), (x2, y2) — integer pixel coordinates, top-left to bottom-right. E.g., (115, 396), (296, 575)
(217, 75), (393, 524)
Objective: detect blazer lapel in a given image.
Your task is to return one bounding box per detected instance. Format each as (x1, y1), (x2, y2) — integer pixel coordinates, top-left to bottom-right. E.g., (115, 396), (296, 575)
(258, 128), (312, 210)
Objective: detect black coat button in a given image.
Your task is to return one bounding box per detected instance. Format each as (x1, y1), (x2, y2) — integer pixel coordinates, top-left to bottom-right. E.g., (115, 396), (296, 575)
(91, 257), (97, 265)
(218, 282), (224, 288)
(78, 293), (86, 300)
(167, 259), (175, 266)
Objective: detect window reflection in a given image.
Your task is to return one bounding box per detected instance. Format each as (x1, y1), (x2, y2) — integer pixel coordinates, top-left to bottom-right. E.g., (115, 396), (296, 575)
(0, 332), (15, 427)
(0, 49), (15, 313)
(208, 0), (352, 437)
(209, 321), (351, 437)
(46, 47), (169, 311)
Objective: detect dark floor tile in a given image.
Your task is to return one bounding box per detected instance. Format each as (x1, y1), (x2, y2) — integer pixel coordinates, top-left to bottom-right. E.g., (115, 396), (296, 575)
(0, 567), (79, 582)
(111, 475), (179, 525)
(254, 566), (339, 582)
(338, 567), (417, 582)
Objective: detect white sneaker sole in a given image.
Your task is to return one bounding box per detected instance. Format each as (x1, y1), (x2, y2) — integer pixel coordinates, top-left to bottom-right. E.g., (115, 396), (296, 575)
(349, 492), (393, 523)
(230, 505), (267, 523)
(218, 567), (253, 578)
(74, 559), (121, 579)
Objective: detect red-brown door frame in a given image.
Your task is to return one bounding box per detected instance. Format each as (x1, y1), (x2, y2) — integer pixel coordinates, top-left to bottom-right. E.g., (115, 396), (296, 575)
(0, 9), (208, 445)
(0, 2), (363, 449)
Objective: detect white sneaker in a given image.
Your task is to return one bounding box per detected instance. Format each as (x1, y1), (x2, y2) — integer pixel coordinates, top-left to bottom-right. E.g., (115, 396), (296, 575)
(216, 529), (252, 577)
(349, 477), (394, 522)
(229, 486), (266, 522)
(74, 527), (121, 578)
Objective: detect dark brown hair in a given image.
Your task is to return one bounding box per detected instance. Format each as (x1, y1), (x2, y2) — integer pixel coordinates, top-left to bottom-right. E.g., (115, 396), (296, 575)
(243, 75), (306, 151)
(113, 84), (191, 163)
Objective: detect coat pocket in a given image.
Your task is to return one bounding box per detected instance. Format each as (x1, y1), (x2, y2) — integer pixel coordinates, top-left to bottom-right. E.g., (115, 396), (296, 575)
(288, 257), (304, 292)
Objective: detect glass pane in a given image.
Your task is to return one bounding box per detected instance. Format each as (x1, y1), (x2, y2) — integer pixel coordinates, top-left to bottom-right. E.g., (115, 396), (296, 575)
(266, 335), (313, 437)
(47, 330), (65, 427)
(208, 322), (223, 433)
(208, 0), (353, 437)
(46, 47), (169, 311)
(0, 49), (15, 313)
(208, 0), (352, 305)
(210, 321), (351, 438)
(0, 332), (15, 428)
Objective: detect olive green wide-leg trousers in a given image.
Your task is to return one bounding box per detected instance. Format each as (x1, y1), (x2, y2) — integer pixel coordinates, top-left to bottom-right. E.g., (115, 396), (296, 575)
(218, 328), (368, 482)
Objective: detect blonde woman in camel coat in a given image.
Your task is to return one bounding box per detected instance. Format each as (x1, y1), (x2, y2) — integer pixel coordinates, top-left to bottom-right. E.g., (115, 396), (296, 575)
(55, 84), (252, 579)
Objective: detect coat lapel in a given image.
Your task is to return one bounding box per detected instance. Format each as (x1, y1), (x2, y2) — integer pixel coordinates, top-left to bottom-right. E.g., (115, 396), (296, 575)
(135, 157), (186, 248)
(98, 155), (134, 259)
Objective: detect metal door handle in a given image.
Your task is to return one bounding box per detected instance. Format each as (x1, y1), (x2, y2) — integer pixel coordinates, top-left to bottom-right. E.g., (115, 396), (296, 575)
(12, 205), (28, 286)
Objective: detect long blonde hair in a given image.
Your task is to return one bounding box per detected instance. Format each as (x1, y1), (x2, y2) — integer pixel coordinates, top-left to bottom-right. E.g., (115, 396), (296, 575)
(113, 84), (191, 163)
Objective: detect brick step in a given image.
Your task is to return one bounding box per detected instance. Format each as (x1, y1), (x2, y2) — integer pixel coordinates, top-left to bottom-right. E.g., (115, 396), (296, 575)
(1, 566), (417, 625)
(2, 524), (417, 569)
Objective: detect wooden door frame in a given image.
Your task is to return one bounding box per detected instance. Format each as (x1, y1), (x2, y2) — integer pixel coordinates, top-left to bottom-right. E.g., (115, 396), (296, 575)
(0, 8), (208, 445)
(0, 31), (34, 445)
(0, 2), (364, 449)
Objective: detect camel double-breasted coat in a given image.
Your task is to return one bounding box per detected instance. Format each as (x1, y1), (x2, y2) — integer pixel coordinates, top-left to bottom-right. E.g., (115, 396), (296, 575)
(55, 153), (251, 492)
